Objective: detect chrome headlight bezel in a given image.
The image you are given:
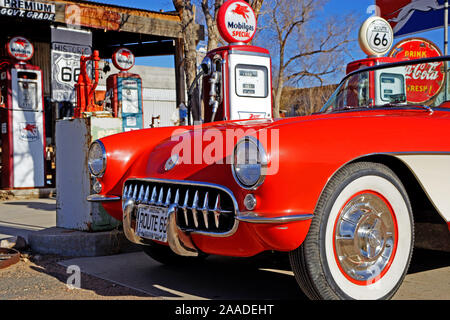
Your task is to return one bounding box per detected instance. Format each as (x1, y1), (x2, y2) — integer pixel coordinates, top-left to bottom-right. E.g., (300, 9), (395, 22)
(232, 136), (268, 190)
(88, 140), (107, 177)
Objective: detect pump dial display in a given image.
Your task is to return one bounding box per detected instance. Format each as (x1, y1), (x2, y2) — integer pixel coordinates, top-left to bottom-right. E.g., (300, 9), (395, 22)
(235, 64), (268, 98)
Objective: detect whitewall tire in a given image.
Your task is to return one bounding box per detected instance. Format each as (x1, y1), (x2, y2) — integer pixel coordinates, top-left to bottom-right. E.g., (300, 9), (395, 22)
(289, 162), (414, 300)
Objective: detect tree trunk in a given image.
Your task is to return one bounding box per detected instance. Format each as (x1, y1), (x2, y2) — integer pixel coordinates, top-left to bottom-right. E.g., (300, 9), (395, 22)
(173, 0), (201, 121)
(273, 74), (284, 118)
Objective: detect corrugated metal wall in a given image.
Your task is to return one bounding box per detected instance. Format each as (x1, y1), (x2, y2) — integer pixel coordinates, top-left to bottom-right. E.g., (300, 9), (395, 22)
(98, 64), (178, 128)
(144, 100), (177, 128)
(30, 42), (51, 96)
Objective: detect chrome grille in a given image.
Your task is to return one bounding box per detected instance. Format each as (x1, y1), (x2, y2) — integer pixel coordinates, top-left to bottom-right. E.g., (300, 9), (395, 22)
(122, 179), (236, 233)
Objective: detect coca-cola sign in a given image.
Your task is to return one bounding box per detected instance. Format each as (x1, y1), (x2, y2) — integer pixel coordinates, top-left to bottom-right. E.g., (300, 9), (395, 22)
(112, 48), (135, 71)
(7, 36), (34, 61)
(217, 0), (257, 44)
(389, 38), (444, 104)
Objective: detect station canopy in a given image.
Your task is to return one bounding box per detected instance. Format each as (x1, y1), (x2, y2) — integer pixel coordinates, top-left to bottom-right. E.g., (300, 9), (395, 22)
(0, 0), (204, 57)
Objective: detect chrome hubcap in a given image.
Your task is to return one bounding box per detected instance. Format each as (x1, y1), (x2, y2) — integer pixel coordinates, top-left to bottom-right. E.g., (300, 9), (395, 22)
(334, 192), (397, 283)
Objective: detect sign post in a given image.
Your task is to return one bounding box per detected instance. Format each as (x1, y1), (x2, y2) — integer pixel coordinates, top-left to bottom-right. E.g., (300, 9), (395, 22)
(445, 0), (448, 101)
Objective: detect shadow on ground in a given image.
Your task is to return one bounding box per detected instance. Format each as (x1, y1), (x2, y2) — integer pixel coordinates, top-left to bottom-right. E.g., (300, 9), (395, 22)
(408, 248), (450, 274)
(29, 251), (306, 300)
(2, 201), (56, 212)
(21, 247), (449, 300)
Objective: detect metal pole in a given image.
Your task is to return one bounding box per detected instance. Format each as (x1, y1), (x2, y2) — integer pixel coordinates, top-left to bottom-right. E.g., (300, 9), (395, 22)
(445, 0), (448, 101)
(446, 0), (449, 55)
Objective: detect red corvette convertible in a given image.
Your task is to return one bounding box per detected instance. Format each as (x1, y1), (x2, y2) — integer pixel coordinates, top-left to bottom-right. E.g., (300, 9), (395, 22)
(87, 55), (450, 300)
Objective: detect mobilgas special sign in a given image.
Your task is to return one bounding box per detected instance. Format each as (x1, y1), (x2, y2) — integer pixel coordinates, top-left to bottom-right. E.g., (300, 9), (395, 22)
(217, 0), (257, 44)
(0, 0), (56, 21)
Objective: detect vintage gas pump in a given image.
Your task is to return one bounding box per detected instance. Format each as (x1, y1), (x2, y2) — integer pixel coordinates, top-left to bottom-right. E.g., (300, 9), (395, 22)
(343, 17), (407, 107)
(106, 48), (143, 131)
(190, 0), (272, 123)
(0, 36), (46, 189)
(74, 50), (103, 117)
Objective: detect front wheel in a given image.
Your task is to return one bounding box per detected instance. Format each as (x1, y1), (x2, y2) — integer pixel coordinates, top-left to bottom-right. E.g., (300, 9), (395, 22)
(289, 162), (414, 300)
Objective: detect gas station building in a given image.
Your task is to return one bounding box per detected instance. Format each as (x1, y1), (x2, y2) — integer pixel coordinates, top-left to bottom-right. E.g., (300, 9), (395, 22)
(0, 0), (204, 188)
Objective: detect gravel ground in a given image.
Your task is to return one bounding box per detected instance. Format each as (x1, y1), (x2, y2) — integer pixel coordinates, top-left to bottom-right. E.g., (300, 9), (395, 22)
(0, 252), (159, 300)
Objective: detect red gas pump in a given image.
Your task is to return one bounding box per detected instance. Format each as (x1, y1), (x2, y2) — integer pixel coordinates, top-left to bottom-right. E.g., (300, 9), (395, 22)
(106, 48), (143, 131)
(0, 36), (46, 189)
(336, 16), (406, 108)
(74, 50), (103, 118)
(190, 0), (273, 124)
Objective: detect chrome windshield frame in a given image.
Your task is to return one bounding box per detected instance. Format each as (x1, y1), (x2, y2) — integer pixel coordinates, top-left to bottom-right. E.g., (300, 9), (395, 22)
(319, 55), (450, 113)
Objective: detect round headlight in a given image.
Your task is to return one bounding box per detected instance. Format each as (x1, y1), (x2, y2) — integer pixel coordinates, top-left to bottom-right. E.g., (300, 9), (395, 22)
(88, 140), (106, 177)
(232, 136), (267, 189)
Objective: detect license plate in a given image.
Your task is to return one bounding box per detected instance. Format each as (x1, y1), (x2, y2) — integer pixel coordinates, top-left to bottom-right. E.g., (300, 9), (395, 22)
(136, 205), (169, 243)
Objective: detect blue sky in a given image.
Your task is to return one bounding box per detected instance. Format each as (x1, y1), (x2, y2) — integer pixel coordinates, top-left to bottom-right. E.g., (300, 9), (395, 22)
(92, 0), (448, 68)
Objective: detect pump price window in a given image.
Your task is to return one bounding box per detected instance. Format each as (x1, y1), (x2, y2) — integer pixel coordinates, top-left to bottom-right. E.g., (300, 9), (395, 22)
(121, 80), (139, 114)
(18, 81), (37, 110)
(235, 64), (268, 98)
(379, 73), (405, 102)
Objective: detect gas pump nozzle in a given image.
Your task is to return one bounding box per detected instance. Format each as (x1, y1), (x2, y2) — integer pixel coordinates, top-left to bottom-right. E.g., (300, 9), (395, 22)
(209, 71), (220, 122)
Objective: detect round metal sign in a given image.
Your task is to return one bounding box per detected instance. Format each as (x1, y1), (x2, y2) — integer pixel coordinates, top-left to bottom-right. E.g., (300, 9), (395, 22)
(112, 48), (135, 71)
(6, 36), (34, 61)
(389, 38), (444, 104)
(359, 17), (394, 57)
(216, 0), (257, 44)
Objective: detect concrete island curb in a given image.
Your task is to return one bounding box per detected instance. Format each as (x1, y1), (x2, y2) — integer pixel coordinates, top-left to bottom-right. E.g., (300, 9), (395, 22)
(28, 227), (142, 257)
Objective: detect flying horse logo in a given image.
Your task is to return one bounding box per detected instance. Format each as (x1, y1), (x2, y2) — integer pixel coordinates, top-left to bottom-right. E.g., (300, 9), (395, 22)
(387, 0), (444, 34)
(120, 51), (132, 59)
(23, 124), (37, 135)
(14, 39), (29, 49)
(20, 123), (39, 141)
(232, 4), (250, 22)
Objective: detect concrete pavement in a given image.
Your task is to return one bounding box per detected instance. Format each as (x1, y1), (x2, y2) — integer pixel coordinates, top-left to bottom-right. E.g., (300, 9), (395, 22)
(1, 199), (449, 300)
(58, 249), (450, 300)
(0, 198), (139, 256)
(0, 199), (56, 241)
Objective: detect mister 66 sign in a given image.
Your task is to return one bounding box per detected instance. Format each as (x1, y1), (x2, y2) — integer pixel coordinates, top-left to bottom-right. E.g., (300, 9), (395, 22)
(359, 17), (394, 57)
(52, 49), (91, 103)
(51, 27), (92, 103)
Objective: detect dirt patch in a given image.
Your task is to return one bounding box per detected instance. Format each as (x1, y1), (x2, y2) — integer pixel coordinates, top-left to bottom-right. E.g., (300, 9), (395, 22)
(0, 252), (159, 300)
(0, 191), (14, 201)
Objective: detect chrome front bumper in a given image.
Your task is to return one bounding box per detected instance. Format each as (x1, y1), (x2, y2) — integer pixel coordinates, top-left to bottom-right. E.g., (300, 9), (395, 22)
(122, 197), (199, 257)
(88, 178), (314, 257)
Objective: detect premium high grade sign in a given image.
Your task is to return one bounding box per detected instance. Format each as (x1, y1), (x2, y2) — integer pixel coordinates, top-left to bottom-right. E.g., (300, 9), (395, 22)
(389, 38), (444, 104)
(0, 0), (55, 21)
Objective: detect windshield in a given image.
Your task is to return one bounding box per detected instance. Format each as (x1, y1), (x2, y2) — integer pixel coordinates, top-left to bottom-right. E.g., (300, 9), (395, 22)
(321, 56), (448, 113)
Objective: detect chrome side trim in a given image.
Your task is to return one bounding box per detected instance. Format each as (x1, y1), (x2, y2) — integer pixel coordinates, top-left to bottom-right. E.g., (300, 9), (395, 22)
(87, 194), (120, 202)
(237, 212), (314, 224)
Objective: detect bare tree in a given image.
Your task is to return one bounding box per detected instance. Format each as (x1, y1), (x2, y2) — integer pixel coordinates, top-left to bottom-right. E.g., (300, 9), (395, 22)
(256, 0), (356, 117)
(173, 0), (203, 121)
